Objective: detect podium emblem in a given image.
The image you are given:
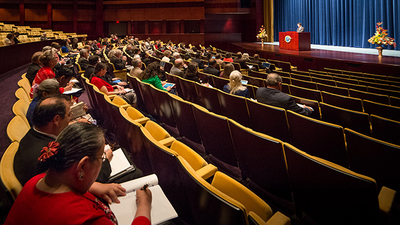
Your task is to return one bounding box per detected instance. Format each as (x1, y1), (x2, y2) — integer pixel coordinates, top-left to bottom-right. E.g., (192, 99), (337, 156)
(285, 35), (292, 43)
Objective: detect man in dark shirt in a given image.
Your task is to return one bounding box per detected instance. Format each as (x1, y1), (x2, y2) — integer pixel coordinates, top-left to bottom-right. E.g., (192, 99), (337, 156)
(203, 58), (220, 76)
(233, 52), (249, 70)
(256, 73), (313, 116)
(26, 51), (43, 85)
(84, 55), (99, 79)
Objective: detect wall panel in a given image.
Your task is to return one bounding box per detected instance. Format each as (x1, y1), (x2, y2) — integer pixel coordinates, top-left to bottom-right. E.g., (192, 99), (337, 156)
(25, 8), (47, 21)
(0, 8), (19, 21)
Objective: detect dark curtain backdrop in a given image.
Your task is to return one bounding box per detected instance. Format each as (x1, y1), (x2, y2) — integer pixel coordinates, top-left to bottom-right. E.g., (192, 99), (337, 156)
(273, 0), (399, 50)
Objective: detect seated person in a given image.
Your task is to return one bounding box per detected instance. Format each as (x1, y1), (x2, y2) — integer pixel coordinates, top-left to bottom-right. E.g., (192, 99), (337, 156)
(183, 62), (200, 83)
(78, 49), (90, 71)
(140, 62), (172, 92)
(256, 73), (312, 116)
(84, 55), (99, 79)
(90, 63), (136, 106)
(7, 122), (152, 225)
(223, 70), (250, 98)
(223, 53), (233, 63)
(26, 51), (43, 85)
(233, 52), (249, 70)
(130, 58), (143, 79)
(30, 49), (73, 98)
(191, 52), (205, 69)
(170, 58), (184, 77)
(220, 63), (234, 78)
(203, 58), (220, 76)
(109, 49), (127, 70)
(161, 50), (171, 62)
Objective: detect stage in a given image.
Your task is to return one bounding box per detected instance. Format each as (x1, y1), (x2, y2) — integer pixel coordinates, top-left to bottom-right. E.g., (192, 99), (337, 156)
(228, 42), (400, 76)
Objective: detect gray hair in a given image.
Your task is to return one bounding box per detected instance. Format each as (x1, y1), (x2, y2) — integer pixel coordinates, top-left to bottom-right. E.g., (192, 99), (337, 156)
(35, 79), (60, 98)
(266, 73), (282, 87)
(132, 58), (142, 67)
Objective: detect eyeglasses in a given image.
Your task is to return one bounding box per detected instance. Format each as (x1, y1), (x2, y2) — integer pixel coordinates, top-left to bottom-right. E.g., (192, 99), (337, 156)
(93, 152), (107, 162)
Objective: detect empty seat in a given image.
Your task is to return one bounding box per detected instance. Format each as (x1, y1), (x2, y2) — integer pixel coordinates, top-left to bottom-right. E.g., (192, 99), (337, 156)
(143, 120), (175, 146)
(286, 110), (348, 167)
(370, 114), (400, 146)
(345, 128), (400, 194)
(367, 86), (400, 98)
(317, 83), (349, 96)
(311, 76), (336, 86)
(289, 95), (321, 120)
(389, 96), (400, 107)
(12, 99), (30, 126)
(243, 74), (264, 87)
(127, 74), (145, 109)
(228, 119), (293, 202)
(195, 82), (222, 114)
(137, 79), (158, 117)
(0, 142), (23, 201)
(177, 76), (199, 104)
(7, 116), (30, 142)
(321, 91), (363, 112)
(359, 80), (390, 89)
(284, 143), (396, 225)
(15, 88), (31, 104)
(148, 85), (176, 127)
(363, 100), (400, 121)
(17, 78), (33, 101)
(290, 73), (311, 81)
(218, 90), (251, 128)
(247, 100), (291, 142)
(289, 85), (322, 102)
(333, 76), (359, 84)
(192, 105), (238, 168)
(348, 88), (389, 105)
(290, 78), (317, 90)
(336, 81), (367, 91)
(212, 75), (230, 90)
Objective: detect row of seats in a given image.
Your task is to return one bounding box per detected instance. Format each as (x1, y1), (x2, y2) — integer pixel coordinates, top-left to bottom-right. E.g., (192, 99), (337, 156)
(126, 71), (397, 225)
(79, 73), (291, 225)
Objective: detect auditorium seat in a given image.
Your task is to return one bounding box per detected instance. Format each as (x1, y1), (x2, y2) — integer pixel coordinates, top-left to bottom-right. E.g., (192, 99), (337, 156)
(284, 143), (395, 225)
(246, 84), (257, 99)
(148, 84), (176, 127)
(308, 69), (327, 75)
(359, 80), (390, 89)
(348, 88), (389, 105)
(289, 85), (322, 102)
(345, 128), (400, 194)
(363, 72), (387, 80)
(0, 142), (23, 201)
(17, 77), (32, 101)
(335, 80), (367, 91)
(389, 96), (400, 107)
(320, 102), (371, 135)
(248, 70), (267, 79)
(14, 88), (30, 104)
(311, 76), (336, 86)
(290, 73), (311, 82)
(286, 111), (348, 167)
(281, 83), (290, 94)
(177, 156), (291, 225)
(363, 100), (400, 121)
(228, 119), (293, 202)
(104, 95), (130, 133)
(370, 114), (400, 146)
(310, 72), (332, 79)
(247, 100), (291, 142)
(192, 104), (238, 168)
(195, 82), (222, 114)
(12, 99), (29, 126)
(289, 95), (321, 120)
(350, 75), (376, 83)
(218, 90), (251, 128)
(324, 67), (342, 74)
(290, 78), (317, 90)
(332, 76), (359, 84)
(367, 86), (400, 98)
(137, 79), (158, 117)
(126, 74), (144, 109)
(316, 83), (349, 96)
(177, 76), (199, 104)
(168, 94), (202, 144)
(143, 120), (175, 147)
(342, 70), (363, 76)
(7, 115), (30, 142)
(280, 75), (290, 84)
(243, 74), (264, 87)
(197, 71), (212, 84)
(321, 91), (363, 112)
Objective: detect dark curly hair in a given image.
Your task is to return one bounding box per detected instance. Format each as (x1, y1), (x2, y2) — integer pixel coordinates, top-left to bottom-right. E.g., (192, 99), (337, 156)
(140, 61), (163, 80)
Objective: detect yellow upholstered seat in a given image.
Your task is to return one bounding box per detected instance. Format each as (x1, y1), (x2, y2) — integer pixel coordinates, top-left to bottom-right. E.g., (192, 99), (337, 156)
(0, 142), (23, 200)
(7, 115), (30, 142)
(143, 120), (175, 146)
(119, 105), (149, 125)
(15, 88), (31, 104)
(12, 99), (30, 126)
(17, 78), (33, 101)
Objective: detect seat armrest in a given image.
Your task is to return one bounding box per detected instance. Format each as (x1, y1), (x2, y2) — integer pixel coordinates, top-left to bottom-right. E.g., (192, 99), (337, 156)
(378, 186), (396, 217)
(159, 136), (175, 147)
(134, 117), (150, 125)
(196, 164), (217, 180)
(248, 211), (265, 225)
(266, 211), (291, 225)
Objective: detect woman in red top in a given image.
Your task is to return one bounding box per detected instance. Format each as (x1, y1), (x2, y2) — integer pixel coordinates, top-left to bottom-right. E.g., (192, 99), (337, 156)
(90, 62), (137, 105)
(5, 123), (152, 225)
(30, 49), (72, 98)
(223, 53), (233, 63)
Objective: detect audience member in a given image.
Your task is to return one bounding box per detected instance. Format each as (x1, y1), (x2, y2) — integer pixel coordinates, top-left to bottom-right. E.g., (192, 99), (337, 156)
(140, 62), (172, 92)
(223, 70), (250, 98)
(90, 63), (136, 105)
(223, 53), (233, 62)
(256, 73), (312, 116)
(215, 53), (224, 67)
(142, 51), (151, 66)
(130, 58), (143, 79)
(191, 52), (205, 69)
(203, 58), (220, 76)
(170, 58), (184, 77)
(162, 50), (171, 62)
(84, 55), (99, 79)
(170, 52), (181, 64)
(7, 122), (152, 225)
(110, 49), (127, 70)
(220, 63), (234, 78)
(71, 37), (79, 49)
(40, 32), (47, 41)
(242, 53), (250, 62)
(30, 49), (72, 98)
(233, 52), (249, 70)
(249, 54), (265, 69)
(26, 51), (43, 85)
(13, 32), (21, 44)
(183, 62), (200, 83)
(78, 49), (90, 71)
(4, 33), (15, 46)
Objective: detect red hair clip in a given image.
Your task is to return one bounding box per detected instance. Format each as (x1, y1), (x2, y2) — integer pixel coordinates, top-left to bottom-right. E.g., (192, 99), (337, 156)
(38, 141), (59, 162)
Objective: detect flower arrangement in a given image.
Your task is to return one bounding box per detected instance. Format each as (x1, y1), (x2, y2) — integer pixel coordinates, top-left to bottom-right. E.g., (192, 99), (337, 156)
(368, 22), (396, 47)
(256, 25), (268, 40)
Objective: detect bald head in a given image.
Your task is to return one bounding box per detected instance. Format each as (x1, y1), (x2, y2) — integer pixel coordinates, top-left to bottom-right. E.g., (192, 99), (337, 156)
(266, 73), (283, 90)
(174, 58), (184, 68)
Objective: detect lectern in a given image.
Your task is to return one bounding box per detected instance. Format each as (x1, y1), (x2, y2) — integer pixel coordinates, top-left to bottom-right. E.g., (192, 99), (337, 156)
(279, 32), (311, 51)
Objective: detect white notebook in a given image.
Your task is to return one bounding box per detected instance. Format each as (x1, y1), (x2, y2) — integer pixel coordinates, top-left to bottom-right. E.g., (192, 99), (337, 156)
(110, 174), (178, 225)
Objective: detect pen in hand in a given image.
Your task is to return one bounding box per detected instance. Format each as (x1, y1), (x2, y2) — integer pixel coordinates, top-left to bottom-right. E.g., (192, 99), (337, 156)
(141, 183), (149, 191)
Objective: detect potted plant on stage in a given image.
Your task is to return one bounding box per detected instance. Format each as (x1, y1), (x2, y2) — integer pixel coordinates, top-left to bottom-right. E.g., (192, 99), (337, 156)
(368, 22), (396, 58)
(256, 25), (268, 47)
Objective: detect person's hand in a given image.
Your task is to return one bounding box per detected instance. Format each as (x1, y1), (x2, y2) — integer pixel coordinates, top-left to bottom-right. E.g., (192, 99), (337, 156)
(161, 81), (167, 86)
(60, 58), (66, 65)
(77, 118), (91, 124)
(135, 185), (152, 220)
(160, 66), (164, 71)
(105, 149), (113, 162)
(166, 86), (172, 92)
(112, 77), (119, 81)
(122, 56), (127, 61)
(64, 83), (73, 91)
(118, 82), (127, 86)
(83, 103), (88, 112)
(117, 85), (124, 91)
(89, 182), (126, 204)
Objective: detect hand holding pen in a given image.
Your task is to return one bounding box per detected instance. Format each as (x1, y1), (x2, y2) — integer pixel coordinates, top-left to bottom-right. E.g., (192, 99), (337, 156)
(135, 183), (152, 221)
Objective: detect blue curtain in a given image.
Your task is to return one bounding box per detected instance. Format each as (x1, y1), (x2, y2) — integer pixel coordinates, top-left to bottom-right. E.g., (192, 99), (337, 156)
(273, 0), (399, 50)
